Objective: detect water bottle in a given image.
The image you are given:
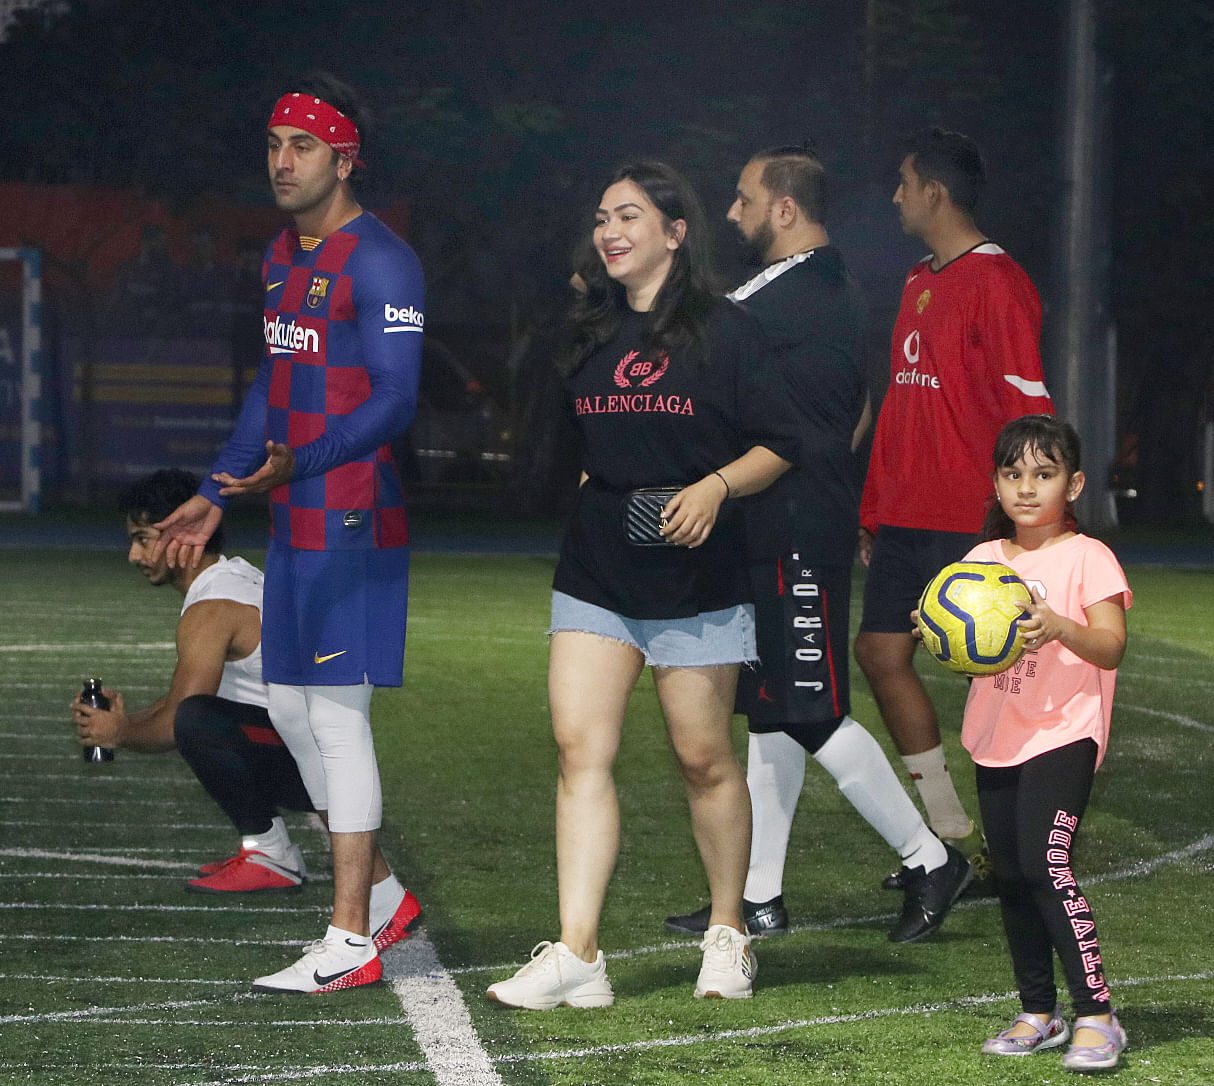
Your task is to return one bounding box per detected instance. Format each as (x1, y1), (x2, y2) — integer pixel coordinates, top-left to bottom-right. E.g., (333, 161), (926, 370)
(80, 678), (115, 763)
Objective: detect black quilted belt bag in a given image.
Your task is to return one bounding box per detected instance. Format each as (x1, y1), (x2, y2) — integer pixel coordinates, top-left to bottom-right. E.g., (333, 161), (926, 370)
(621, 487), (681, 546)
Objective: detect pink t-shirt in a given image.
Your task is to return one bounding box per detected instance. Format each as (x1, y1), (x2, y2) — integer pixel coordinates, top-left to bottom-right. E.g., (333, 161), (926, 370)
(961, 534), (1132, 768)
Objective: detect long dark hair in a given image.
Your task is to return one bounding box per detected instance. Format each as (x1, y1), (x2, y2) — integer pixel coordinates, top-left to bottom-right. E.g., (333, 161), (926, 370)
(558, 161), (721, 376)
(980, 414), (1082, 541)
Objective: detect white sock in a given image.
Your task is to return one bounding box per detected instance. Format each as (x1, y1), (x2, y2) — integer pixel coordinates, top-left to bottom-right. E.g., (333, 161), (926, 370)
(241, 815), (293, 863)
(901, 745), (972, 840)
(900, 829), (949, 873)
(370, 872), (406, 926)
(814, 719), (944, 869)
(324, 924), (373, 960)
(742, 731), (806, 903)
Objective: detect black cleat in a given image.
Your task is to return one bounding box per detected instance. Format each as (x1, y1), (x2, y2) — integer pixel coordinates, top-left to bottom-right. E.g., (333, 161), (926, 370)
(887, 826), (995, 895)
(882, 866), (910, 891)
(664, 895), (789, 937)
(888, 843), (973, 943)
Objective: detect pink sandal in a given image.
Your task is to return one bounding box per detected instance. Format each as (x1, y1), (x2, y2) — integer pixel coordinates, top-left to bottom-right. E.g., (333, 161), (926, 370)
(982, 1008), (1070, 1055)
(1062, 1012), (1127, 1072)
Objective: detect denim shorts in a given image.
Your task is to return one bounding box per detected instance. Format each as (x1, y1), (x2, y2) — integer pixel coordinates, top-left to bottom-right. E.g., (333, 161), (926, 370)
(549, 591), (756, 668)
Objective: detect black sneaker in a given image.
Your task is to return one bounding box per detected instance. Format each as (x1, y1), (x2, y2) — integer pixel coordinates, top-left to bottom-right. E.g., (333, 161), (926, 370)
(888, 843), (973, 943)
(745, 896), (789, 936)
(664, 895), (788, 937)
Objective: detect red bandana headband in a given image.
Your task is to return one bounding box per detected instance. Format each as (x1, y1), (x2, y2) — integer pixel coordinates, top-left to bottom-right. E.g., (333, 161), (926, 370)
(268, 93), (365, 168)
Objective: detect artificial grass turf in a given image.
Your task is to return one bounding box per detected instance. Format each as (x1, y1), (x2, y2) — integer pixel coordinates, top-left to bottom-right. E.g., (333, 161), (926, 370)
(0, 548), (1210, 1084)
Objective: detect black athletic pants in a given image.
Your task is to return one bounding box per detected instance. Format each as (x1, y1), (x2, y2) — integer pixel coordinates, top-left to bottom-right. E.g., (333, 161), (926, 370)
(174, 694), (315, 836)
(976, 739), (1113, 1018)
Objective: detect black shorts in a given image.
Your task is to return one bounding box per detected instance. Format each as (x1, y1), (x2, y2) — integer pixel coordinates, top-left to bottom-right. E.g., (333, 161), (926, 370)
(737, 555), (851, 731)
(859, 525), (976, 634)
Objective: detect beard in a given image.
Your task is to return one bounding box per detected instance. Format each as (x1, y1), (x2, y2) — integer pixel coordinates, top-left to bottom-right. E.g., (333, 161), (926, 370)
(736, 220), (775, 266)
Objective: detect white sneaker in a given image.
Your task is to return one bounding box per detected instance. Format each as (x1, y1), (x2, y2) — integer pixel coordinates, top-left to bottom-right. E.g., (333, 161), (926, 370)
(486, 941), (614, 1009)
(695, 923), (756, 999)
(252, 927), (382, 993)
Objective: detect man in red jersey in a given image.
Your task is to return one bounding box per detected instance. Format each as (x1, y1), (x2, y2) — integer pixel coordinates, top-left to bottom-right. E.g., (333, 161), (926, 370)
(154, 73), (425, 992)
(854, 128), (1053, 883)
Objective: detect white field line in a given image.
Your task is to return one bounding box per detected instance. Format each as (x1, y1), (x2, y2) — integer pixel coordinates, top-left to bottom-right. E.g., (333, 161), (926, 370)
(0, 871), (333, 883)
(0, 872), (192, 880)
(5, 682), (166, 692)
(0, 933), (317, 948)
(0, 771), (190, 783)
(0, 732), (73, 740)
(25, 968), (1206, 1085)
(0, 819), (241, 830)
(454, 831), (1214, 978)
(1121, 668), (1214, 688)
(2, 757), (163, 766)
(384, 932), (504, 1086)
(1119, 703), (1214, 733)
(1, 833), (1209, 956)
(0, 901), (327, 915)
(492, 970), (1214, 1069)
(0, 991), (273, 1026)
(1, 796), (222, 808)
(1125, 651), (1213, 667)
(918, 670), (1214, 733)
(0, 845), (283, 857)
(3, 684), (162, 700)
(5, 710), (159, 725)
(0, 642), (176, 652)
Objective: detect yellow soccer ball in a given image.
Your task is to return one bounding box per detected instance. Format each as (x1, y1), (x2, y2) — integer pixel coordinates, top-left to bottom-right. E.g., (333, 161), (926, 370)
(916, 561), (1033, 676)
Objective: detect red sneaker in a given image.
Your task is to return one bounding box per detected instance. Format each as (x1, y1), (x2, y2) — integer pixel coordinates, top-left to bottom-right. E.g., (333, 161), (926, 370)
(372, 888), (422, 951)
(186, 847), (305, 894)
(197, 853), (236, 877)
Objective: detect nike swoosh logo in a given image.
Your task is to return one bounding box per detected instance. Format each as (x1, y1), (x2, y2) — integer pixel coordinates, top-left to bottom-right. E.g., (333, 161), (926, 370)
(267, 280), (285, 291)
(313, 650), (348, 664)
(345, 938), (368, 948)
(313, 965), (360, 987)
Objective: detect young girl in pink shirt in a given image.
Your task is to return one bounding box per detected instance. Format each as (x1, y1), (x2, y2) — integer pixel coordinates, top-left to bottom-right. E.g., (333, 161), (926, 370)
(962, 415), (1131, 1072)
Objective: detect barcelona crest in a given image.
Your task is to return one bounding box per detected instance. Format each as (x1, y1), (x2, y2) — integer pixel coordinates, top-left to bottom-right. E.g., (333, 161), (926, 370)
(306, 276), (330, 309)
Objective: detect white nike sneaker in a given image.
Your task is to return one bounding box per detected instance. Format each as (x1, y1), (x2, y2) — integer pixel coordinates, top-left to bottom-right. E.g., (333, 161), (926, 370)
(695, 923), (756, 999)
(486, 941), (614, 1009)
(252, 927), (382, 993)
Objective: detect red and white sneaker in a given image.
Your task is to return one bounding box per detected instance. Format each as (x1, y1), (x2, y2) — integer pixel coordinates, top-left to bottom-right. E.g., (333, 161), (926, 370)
(186, 846), (305, 894)
(253, 929), (382, 994)
(372, 889), (422, 951)
(197, 853), (237, 877)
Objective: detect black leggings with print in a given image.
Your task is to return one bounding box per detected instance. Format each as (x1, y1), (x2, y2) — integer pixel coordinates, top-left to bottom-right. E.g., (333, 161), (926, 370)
(976, 739), (1114, 1018)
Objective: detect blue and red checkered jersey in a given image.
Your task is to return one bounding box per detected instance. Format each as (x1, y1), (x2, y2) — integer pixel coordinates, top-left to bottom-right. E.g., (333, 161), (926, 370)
(200, 212), (424, 550)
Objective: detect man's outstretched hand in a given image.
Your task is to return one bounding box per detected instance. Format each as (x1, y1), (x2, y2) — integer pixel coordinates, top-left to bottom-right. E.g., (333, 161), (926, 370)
(213, 441), (295, 497)
(152, 495), (223, 569)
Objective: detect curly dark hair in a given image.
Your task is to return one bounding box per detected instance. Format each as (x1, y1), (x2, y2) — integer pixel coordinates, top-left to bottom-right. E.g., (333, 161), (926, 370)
(118, 469), (223, 553)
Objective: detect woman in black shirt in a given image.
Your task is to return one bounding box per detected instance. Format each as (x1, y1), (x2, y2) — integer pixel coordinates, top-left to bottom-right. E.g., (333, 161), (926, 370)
(488, 162), (796, 1009)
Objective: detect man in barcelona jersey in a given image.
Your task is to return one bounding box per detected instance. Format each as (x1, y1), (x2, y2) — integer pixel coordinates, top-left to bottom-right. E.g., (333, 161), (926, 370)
(156, 73), (425, 993)
(854, 128), (1053, 881)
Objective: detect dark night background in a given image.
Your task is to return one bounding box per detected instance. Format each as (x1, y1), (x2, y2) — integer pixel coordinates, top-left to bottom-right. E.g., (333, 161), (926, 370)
(1, 0), (1210, 525)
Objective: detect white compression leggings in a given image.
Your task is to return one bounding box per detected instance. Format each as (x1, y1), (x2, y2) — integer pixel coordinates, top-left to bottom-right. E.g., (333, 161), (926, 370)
(265, 682), (382, 833)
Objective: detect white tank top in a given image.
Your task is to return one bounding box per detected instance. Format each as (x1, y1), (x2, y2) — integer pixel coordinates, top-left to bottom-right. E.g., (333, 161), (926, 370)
(180, 556), (268, 709)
